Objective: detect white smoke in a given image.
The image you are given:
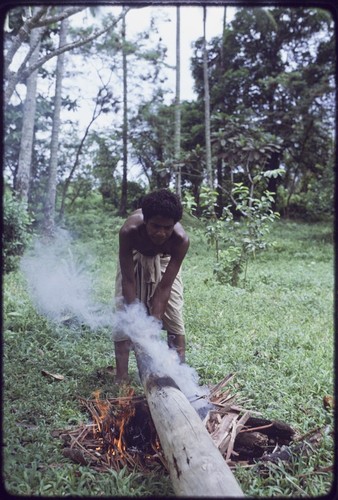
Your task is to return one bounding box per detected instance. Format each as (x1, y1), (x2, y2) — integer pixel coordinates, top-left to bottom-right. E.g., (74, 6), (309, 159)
(113, 302), (207, 398)
(21, 229), (207, 400)
(20, 229), (114, 330)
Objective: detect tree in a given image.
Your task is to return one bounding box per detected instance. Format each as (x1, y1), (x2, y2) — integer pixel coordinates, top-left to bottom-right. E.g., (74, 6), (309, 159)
(190, 7), (334, 218)
(4, 6), (83, 105)
(174, 6), (182, 198)
(4, 6), (129, 105)
(117, 8), (171, 206)
(220, 6), (227, 70)
(129, 101), (175, 189)
(216, 6), (227, 214)
(179, 99), (205, 200)
(118, 7), (129, 216)
(3, 101), (23, 187)
(202, 6), (213, 189)
(43, 16), (68, 237)
(15, 10), (42, 204)
(92, 135), (120, 207)
(181, 145), (205, 207)
(5, 5), (129, 226)
(58, 83), (115, 221)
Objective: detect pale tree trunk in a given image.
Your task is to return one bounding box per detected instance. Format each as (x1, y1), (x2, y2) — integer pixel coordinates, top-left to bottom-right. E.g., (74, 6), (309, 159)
(220, 7), (227, 70)
(217, 6), (227, 213)
(203, 6), (213, 189)
(15, 16), (42, 204)
(174, 6), (181, 199)
(119, 7), (128, 216)
(43, 17), (68, 237)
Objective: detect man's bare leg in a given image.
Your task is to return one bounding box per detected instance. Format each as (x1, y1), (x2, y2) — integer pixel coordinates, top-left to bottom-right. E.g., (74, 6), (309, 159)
(114, 339), (132, 382)
(167, 333), (186, 363)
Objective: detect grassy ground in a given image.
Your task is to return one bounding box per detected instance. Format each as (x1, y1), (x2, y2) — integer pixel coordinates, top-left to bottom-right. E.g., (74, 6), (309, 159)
(3, 213), (334, 497)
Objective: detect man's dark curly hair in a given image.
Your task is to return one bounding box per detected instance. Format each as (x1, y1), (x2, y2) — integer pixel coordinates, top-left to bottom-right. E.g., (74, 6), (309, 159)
(141, 189), (183, 223)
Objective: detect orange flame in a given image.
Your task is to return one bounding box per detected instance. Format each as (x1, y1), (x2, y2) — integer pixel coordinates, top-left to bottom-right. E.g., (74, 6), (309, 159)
(91, 388), (137, 456)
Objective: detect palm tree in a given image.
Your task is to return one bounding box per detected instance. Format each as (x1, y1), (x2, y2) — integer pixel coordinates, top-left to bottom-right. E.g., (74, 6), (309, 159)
(174, 6), (181, 198)
(119, 6), (128, 216)
(203, 6), (212, 188)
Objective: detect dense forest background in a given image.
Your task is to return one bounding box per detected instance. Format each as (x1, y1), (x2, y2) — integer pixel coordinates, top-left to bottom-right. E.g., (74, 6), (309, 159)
(3, 4), (335, 266)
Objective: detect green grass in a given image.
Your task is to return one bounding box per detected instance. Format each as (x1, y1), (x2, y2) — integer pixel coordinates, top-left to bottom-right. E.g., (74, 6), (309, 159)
(3, 216), (334, 497)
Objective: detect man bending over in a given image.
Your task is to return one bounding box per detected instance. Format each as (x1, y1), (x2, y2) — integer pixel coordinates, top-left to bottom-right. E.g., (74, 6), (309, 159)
(114, 188), (189, 383)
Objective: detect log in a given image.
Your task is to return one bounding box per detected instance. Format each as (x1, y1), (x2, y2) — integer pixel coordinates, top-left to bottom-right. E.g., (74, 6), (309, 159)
(133, 343), (244, 497)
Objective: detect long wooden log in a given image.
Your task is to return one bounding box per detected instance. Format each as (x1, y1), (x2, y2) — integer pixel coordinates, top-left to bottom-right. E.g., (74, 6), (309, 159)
(134, 343), (244, 497)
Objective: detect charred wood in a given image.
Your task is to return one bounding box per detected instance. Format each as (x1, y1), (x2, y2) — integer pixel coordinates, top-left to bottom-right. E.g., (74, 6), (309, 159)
(243, 417), (295, 443)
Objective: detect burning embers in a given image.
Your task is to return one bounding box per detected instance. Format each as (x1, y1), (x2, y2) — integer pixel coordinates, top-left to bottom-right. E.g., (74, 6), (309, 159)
(56, 375), (297, 473)
(58, 389), (167, 472)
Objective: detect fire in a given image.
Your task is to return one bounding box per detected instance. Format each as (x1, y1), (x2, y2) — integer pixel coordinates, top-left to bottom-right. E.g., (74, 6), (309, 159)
(68, 389), (167, 472)
(91, 389), (138, 457)
(91, 390), (111, 430)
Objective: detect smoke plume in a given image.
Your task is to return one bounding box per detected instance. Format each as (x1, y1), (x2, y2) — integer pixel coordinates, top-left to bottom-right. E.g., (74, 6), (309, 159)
(21, 229), (206, 399)
(20, 229), (114, 329)
(113, 302), (207, 398)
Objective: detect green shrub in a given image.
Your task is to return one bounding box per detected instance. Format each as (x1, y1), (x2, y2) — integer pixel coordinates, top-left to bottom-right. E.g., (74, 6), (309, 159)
(64, 206), (123, 243)
(3, 190), (34, 273)
(191, 184), (279, 286)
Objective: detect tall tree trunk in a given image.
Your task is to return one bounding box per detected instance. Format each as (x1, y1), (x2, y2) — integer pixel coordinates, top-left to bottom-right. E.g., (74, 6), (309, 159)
(43, 17), (68, 237)
(15, 15), (41, 204)
(119, 7), (128, 216)
(203, 7), (213, 189)
(174, 6), (181, 199)
(220, 7), (227, 70)
(218, 7), (227, 214)
(216, 158), (224, 217)
(266, 151), (280, 212)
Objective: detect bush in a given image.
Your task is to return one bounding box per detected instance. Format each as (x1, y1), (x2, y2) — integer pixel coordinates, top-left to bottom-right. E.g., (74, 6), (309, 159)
(64, 206), (123, 242)
(194, 184), (279, 286)
(277, 170), (334, 221)
(3, 190), (34, 273)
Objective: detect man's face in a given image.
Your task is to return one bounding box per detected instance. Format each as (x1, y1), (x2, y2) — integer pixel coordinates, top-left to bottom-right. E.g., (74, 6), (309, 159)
(144, 215), (175, 245)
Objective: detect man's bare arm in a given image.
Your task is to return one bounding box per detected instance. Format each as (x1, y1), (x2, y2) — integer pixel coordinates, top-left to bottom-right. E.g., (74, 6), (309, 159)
(150, 235), (189, 320)
(119, 226), (137, 304)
